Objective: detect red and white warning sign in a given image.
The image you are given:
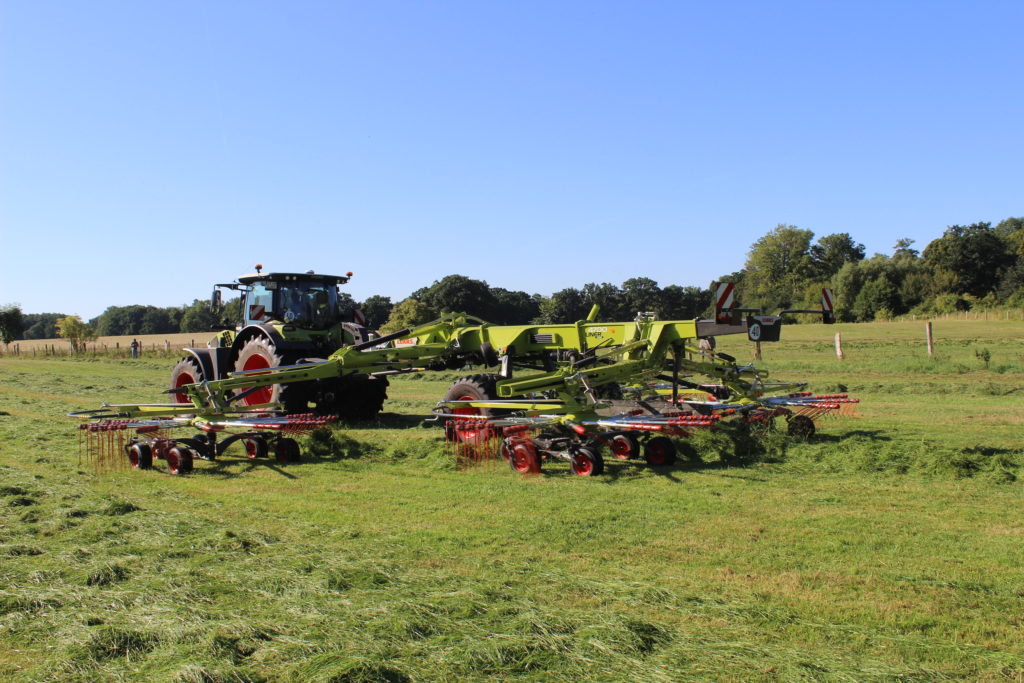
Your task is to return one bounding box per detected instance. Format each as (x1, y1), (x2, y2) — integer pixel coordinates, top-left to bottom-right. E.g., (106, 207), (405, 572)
(249, 305), (267, 321)
(353, 308), (367, 326)
(821, 288), (834, 313)
(713, 281), (735, 323)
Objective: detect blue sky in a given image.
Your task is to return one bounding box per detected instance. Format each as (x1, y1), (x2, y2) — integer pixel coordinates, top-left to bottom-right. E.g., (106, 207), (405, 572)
(2, 1), (1021, 319)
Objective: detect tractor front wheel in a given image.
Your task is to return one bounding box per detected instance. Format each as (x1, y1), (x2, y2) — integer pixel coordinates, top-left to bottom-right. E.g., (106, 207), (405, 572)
(169, 358), (203, 404)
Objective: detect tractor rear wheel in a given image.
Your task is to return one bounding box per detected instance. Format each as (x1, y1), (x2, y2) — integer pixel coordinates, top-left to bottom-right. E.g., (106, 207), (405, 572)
(322, 375), (389, 420)
(233, 337), (307, 412)
(169, 358), (203, 404)
(442, 374), (502, 443)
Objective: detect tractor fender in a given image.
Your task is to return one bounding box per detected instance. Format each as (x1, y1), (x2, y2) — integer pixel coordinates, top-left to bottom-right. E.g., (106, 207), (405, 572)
(340, 322), (372, 346)
(231, 324), (318, 356)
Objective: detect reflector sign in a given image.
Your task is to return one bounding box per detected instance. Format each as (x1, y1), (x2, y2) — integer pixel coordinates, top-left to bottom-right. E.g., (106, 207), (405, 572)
(249, 305), (266, 320)
(822, 288), (834, 313)
(353, 309), (367, 326)
(714, 281), (735, 324)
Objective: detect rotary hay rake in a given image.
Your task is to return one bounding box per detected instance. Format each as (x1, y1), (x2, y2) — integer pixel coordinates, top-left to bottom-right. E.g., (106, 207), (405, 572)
(72, 408), (334, 475)
(68, 282), (855, 476)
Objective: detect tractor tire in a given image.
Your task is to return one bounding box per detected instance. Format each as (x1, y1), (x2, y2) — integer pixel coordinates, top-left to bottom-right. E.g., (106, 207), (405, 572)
(644, 436), (677, 467)
(442, 374), (502, 443)
(169, 358), (204, 404)
(233, 337), (307, 412)
(571, 446), (604, 476)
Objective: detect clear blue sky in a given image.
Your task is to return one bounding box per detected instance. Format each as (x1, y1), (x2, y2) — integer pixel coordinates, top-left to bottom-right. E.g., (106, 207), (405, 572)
(2, 1), (1021, 319)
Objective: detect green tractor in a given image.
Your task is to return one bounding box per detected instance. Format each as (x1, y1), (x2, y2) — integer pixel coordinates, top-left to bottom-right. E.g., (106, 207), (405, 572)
(168, 266), (388, 418)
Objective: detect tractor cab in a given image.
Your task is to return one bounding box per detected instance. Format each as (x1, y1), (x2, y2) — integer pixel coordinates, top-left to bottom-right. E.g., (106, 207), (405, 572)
(214, 267), (354, 332)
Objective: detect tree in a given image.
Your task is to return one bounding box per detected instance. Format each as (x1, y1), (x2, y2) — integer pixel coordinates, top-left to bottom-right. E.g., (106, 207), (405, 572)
(581, 283), (624, 320)
(922, 223), (1014, 298)
(358, 295), (394, 330)
(535, 288), (589, 324)
(620, 277), (663, 318)
(21, 313), (65, 339)
(892, 238), (919, 259)
(56, 315), (97, 353)
(417, 275), (496, 320)
(809, 233), (865, 279)
(180, 300), (218, 332)
(994, 217), (1024, 256)
(660, 285), (711, 319)
(379, 298), (437, 333)
(0, 304), (24, 345)
(140, 307), (175, 335)
(743, 224), (814, 310)
(490, 288), (540, 325)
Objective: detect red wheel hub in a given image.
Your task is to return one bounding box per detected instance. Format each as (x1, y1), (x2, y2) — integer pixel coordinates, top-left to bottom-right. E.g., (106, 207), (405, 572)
(572, 453), (594, 475)
(610, 436), (632, 459)
(508, 438), (539, 473)
(647, 443), (669, 466)
(174, 371), (196, 404)
(241, 353), (273, 405)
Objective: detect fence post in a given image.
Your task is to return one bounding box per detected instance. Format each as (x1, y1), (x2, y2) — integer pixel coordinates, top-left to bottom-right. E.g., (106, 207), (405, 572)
(926, 321), (934, 357)
(834, 332), (845, 360)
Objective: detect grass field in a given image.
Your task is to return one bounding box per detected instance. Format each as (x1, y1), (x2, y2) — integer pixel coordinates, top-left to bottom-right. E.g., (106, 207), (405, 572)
(1, 320), (1022, 681)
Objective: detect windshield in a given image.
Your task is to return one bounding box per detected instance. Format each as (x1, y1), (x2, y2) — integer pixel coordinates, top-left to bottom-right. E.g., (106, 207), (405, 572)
(244, 281), (341, 329)
(277, 282), (340, 329)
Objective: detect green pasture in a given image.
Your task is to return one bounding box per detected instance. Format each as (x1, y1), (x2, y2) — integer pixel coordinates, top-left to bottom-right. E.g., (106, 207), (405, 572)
(0, 320), (1022, 681)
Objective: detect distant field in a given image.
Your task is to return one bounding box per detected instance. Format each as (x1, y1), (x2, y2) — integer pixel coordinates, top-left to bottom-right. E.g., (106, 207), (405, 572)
(0, 320), (1021, 681)
(4, 332), (211, 356)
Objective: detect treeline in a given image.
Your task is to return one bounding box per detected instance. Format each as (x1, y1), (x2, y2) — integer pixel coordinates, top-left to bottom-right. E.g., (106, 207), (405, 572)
(372, 276), (711, 332)
(6, 215), (1022, 341)
(724, 217), (1023, 322)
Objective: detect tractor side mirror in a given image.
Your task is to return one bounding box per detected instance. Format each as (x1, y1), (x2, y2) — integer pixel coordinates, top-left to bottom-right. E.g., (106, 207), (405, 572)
(211, 289), (222, 310)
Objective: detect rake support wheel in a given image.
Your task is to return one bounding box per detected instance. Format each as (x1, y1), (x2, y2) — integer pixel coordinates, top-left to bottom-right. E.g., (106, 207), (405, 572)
(504, 437), (541, 474)
(244, 437), (268, 459)
(787, 415), (816, 439)
(275, 437), (301, 464)
(609, 432), (640, 460)
(166, 446), (194, 475)
(127, 443), (153, 470)
(644, 436), (677, 467)
(571, 446), (604, 476)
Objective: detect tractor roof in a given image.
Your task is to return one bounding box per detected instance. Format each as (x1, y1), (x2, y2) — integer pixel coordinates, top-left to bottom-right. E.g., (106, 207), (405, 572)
(236, 271), (351, 286)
